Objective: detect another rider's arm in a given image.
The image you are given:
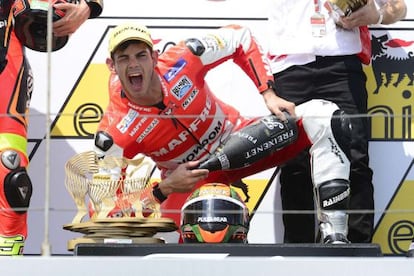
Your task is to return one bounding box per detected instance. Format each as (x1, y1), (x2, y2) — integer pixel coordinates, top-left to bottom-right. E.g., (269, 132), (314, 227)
(183, 25), (294, 119)
(183, 24), (274, 94)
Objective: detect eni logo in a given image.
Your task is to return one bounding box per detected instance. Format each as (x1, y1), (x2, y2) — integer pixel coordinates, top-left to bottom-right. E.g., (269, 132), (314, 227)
(388, 220), (414, 255)
(366, 32), (414, 140)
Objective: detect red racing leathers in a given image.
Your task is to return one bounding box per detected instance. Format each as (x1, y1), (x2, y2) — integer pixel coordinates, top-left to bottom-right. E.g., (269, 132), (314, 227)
(96, 25), (351, 232)
(0, 0), (103, 255)
(0, 1), (33, 255)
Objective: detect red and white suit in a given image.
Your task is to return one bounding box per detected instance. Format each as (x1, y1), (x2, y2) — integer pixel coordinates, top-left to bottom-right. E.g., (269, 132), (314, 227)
(96, 25), (351, 233)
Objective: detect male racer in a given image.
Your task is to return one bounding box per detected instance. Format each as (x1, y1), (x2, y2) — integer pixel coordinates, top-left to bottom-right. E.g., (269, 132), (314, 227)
(0, 0), (103, 255)
(95, 22), (353, 244)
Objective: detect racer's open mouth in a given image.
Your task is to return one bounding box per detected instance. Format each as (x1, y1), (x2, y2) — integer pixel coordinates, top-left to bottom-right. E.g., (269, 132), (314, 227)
(129, 74), (143, 89)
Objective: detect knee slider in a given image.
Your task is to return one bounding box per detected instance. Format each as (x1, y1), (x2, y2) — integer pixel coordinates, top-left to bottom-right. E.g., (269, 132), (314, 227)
(317, 179), (350, 211)
(331, 109), (352, 160)
(1, 150), (32, 213)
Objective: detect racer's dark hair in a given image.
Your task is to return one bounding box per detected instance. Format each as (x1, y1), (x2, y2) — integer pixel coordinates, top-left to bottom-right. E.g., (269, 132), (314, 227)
(110, 40), (153, 59)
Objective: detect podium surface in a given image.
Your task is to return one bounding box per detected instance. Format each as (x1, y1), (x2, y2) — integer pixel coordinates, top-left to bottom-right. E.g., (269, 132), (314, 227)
(74, 243), (382, 257)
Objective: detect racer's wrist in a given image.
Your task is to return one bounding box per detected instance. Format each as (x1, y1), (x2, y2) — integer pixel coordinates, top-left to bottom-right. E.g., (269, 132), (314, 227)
(153, 180), (175, 203)
(152, 182), (168, 203)
(262, 88), (280, 103)
(262, 88), (275, 96)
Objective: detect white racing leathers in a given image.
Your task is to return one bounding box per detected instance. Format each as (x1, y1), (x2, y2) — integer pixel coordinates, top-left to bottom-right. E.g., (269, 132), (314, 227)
(297, 99), (351, 243)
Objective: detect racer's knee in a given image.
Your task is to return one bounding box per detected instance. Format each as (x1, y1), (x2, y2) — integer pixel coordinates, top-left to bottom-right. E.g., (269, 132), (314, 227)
(297, 100), (351, 183)
(1, 149), (32, 214)
(330, 109), (352, 161)
(297, 99), (350, 146)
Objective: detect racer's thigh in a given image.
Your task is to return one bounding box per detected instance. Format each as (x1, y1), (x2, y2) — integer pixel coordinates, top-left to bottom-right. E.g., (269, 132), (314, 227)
(161, 122), (312, 228)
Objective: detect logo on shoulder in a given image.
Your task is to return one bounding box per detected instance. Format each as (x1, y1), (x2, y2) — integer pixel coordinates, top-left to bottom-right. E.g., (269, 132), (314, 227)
(202, 34), (226, 51)
(164, 58), (187, 83)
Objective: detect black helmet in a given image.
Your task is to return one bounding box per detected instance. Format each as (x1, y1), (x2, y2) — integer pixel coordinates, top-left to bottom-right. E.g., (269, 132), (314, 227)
(180, 183), (249, 243)
(13, 0), (77, 52)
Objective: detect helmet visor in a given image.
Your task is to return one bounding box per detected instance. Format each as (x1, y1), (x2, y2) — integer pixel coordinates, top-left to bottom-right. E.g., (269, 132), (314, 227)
(181, 196), (248, 232)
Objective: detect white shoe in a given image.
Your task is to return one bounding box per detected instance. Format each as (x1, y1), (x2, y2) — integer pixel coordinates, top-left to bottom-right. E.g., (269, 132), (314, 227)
(323, 233), (350, 244)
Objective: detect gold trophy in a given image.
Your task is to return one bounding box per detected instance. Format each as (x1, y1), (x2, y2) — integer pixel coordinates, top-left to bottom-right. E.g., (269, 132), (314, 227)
(64, 151), (98, 224)
(63, 151), (177, 251)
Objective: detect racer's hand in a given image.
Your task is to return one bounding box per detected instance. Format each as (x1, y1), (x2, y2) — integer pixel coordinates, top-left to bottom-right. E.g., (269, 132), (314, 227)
(339, 0), (379, 29)
(53, 0), (91, 37)
(158, 161), (209, 196)
(262, 88), (296, 122)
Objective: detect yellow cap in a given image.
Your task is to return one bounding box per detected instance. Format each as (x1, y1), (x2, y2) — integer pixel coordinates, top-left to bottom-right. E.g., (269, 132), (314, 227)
(108, 23), (153, 54)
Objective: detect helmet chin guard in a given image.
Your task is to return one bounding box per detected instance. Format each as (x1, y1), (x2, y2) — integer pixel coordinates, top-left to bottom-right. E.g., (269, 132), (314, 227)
(180, 183), (250, 243)
(13, 0), (77, 52)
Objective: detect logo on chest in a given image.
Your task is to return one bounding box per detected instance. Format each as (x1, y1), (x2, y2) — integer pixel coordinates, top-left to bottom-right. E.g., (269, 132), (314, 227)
(116, 109), (139, 134)
(171, 75), (193, 100)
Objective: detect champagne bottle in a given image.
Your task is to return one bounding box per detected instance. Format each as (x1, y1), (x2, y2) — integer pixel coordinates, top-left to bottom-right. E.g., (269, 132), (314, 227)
(197, 113), (297, 171)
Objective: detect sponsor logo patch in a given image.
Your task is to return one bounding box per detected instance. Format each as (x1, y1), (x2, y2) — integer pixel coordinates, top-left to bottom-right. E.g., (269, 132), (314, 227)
(164, 58), (187, 83)
(171, 76), (193, 100)
(117, 109), (139, 134)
